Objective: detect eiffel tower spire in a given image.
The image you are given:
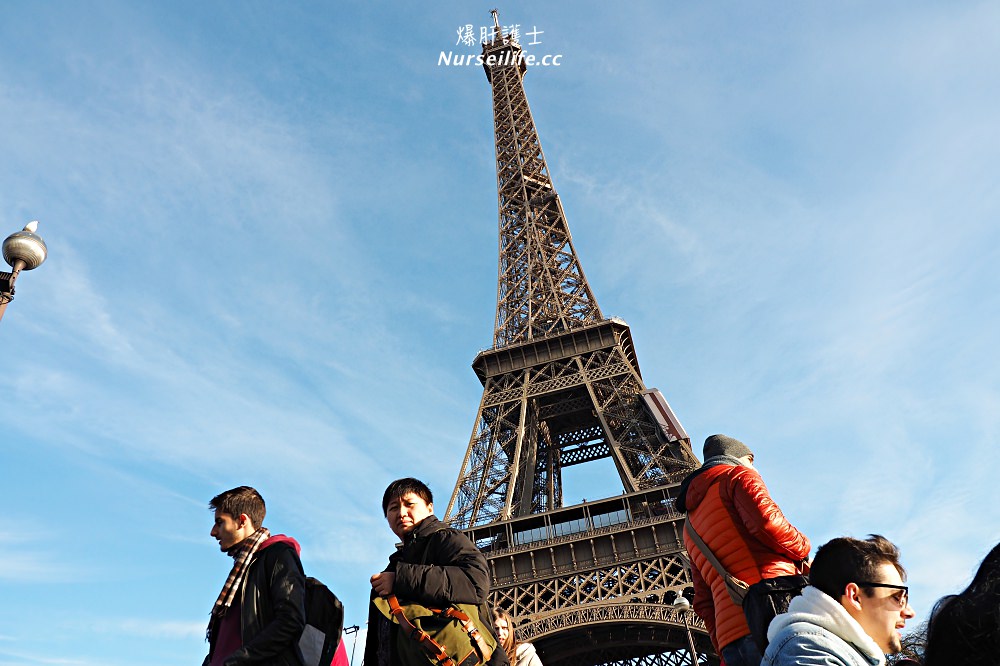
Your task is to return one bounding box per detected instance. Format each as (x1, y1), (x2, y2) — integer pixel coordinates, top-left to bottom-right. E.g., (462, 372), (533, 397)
(484, 9), (602, 347)
(442, 14), (713, 665)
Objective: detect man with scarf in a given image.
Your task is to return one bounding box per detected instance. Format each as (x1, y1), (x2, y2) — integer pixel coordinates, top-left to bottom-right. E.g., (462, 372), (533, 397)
(676, 435), (811, 666)
(204, 486), (306, 666)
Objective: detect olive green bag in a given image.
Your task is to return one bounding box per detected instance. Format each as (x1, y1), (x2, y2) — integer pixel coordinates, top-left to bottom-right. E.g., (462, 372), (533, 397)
(374, 594), (497, 666)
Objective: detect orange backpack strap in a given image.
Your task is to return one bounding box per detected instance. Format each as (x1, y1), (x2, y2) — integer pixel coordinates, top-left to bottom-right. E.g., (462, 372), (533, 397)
(385, 595), (455, 666)
(384, 595), (491, 666)
(440, 607), (494, 662)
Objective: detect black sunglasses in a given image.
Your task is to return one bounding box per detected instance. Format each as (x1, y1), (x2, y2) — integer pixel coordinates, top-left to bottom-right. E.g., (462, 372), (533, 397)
(856, 581), (909, 607)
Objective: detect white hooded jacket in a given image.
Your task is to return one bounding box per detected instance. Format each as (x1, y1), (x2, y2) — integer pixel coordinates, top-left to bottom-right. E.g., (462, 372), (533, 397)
(763, 586), (886, 666)
(514, 642), (543, 666)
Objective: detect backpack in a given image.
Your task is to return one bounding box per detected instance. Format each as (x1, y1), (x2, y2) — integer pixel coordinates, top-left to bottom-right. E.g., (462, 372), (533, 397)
(373, 594), (497, 666)
(741, 574), (809, 651)
(299, 577), (345, 666)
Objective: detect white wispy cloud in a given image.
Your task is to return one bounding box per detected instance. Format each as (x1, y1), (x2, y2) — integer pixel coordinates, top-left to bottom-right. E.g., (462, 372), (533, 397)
(0, 656), (94, 666)
(0, 530), (81, 583)
(80, 617), (205, 640)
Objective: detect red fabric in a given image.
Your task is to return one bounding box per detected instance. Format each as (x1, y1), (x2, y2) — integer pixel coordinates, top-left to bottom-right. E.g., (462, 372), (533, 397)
(210, 597), (243, 666)
(330, 638), (349, 666)
(684, 464), (810, 652)
(258, 533), (301, 555)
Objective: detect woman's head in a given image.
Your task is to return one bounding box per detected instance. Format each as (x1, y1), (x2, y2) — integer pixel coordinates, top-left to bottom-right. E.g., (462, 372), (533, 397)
(923, 541), (1000, 666)
(492, 609), (516, 656)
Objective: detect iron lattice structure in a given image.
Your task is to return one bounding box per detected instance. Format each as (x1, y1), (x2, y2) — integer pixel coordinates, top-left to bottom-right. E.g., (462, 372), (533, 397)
(442, 13), (715, 666)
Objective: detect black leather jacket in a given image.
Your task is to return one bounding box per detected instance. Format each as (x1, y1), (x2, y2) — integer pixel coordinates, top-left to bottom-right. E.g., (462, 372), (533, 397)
(364, 515), (509, 666)
(206, 538), (307, 666)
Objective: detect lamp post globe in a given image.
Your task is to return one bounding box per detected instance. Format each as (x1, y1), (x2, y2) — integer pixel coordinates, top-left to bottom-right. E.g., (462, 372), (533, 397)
(0, 220), (48, 325)
(3, 220), (47, 272)
(671, 593), (700, 662)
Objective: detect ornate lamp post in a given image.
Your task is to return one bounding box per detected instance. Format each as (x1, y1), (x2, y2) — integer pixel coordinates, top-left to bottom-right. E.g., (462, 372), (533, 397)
(0, 221), (48, 325)
(672, 595), (701, 665)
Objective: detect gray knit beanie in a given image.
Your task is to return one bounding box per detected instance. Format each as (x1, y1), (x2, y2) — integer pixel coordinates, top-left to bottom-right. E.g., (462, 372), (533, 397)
(703, 434), (752, 460)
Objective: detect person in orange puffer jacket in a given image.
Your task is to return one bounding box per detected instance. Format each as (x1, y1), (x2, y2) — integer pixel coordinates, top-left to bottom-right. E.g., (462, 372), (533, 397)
(676, 435), (811, 666)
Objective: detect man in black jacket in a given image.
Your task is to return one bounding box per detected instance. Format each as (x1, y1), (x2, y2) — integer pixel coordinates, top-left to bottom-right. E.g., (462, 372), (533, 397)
(204, 486), (306, 666)
(365, 478), (509, 666)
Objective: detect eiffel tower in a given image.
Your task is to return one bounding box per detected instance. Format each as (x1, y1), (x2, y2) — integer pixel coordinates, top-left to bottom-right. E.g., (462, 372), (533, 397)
(442, 12), (718, 666)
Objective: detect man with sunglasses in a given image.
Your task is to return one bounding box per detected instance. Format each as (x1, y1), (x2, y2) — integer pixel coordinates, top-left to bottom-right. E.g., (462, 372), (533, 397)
(763, 534), (916, 666)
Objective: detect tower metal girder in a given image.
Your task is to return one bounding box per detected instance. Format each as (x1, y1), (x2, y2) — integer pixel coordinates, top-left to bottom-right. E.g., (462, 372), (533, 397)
(484, 17), (600, 348)
(443, 12), (709, 665)
(461, 489), (719, 666)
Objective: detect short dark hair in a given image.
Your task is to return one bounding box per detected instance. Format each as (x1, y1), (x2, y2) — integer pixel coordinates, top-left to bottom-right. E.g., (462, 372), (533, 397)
(810, 534), (906, 600)
(382, 478), (433, 516)
(210, 486), (266, 528)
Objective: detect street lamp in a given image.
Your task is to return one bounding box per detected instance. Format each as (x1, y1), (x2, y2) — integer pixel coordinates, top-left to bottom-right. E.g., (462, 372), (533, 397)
(672, 595), (701, 665)
(0, 221), (48, 325)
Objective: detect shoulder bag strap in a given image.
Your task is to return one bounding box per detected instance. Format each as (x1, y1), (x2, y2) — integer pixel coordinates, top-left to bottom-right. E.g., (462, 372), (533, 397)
(684, 516), (750, 605)
(440, 607), (494, 662)
(385, 595), (457, 666)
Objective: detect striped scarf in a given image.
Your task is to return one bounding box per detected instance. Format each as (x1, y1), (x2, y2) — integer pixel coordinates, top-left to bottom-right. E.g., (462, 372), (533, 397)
(209, 527), (270, 629)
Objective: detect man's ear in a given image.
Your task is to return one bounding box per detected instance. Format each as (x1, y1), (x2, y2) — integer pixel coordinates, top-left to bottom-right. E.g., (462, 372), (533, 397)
(842, 582), (864, 611)
(428, 502), (434, 514)
(239, 513), (253, 530)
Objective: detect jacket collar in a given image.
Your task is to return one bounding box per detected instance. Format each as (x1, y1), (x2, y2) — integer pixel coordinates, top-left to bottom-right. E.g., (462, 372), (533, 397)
(676, 457), (748, 513)
(403, 514), (445, 545)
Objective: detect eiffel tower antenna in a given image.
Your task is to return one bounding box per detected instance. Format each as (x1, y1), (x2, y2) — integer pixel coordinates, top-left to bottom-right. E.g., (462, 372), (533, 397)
(443, 10), (716, 666)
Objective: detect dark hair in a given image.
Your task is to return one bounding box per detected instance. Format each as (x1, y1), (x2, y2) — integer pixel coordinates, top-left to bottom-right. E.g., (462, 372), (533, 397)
(210, 486), (266, 528)
(923, 541), (1000, 666)
(382, 478), (433, 516)
(810, 534), (906, 600)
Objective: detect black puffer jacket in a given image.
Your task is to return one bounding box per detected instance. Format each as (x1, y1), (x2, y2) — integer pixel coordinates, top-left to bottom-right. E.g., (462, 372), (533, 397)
(365, 515), (509, 666)
(206, 536), (307, 666)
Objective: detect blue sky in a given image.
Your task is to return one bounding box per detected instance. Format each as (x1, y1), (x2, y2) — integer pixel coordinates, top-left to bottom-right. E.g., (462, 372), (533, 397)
(1, 2), (998, 664)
